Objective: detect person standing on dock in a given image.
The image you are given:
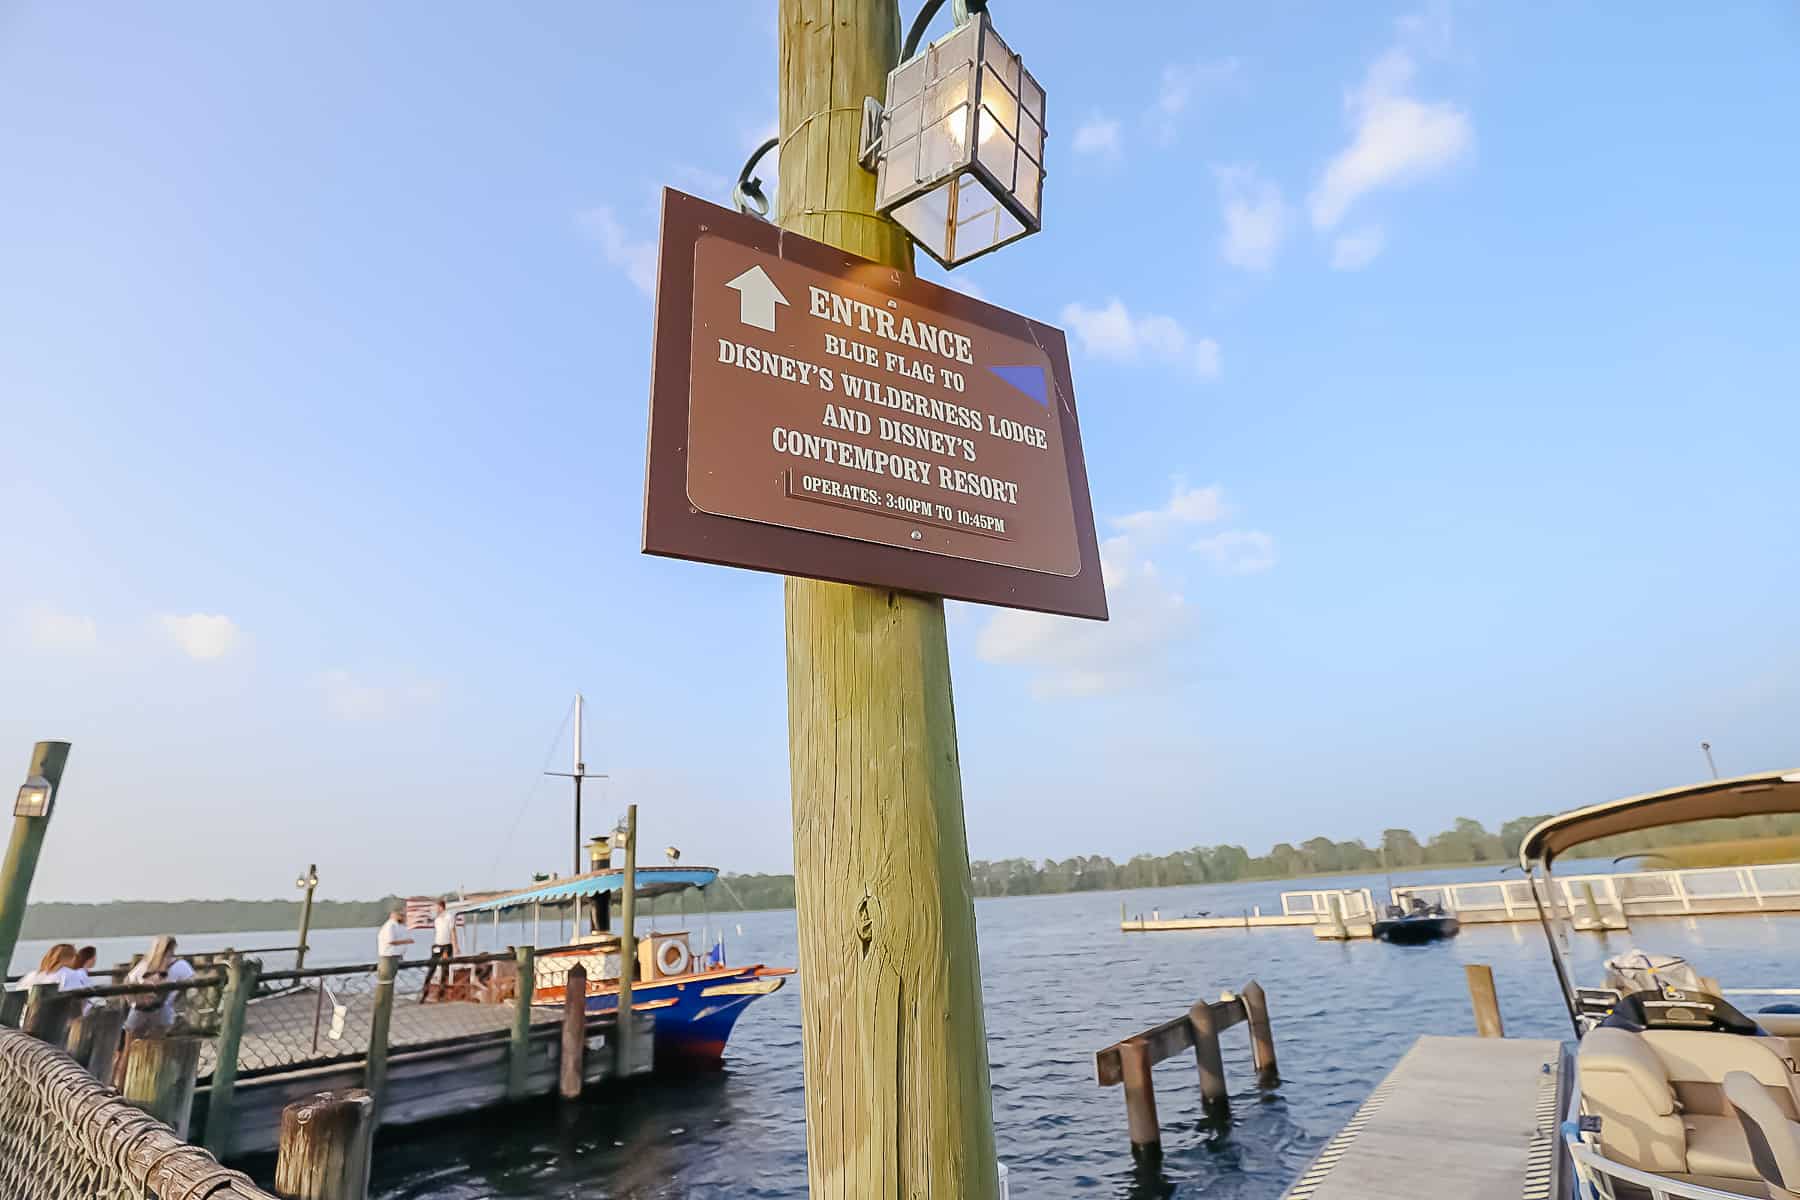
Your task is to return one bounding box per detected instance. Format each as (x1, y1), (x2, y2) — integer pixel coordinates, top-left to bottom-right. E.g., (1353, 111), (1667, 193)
(122, 936), (194, 1036)
(420, 899), (457, 1003)
(377, 907), (414, 961)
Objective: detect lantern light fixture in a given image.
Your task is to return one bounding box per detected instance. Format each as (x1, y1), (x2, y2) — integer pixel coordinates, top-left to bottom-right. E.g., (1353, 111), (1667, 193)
(862, 8), (1045, 268)
(14, 774), (52, 820)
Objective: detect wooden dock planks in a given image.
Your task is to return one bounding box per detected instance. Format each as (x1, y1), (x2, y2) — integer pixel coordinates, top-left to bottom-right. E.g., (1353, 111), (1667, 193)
(1284, 1036), (1564, 1200)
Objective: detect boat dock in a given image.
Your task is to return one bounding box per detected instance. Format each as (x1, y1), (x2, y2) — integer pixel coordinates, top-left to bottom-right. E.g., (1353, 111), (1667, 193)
(1284, 1035), (1566, 1200)
(1122, 860), (1800, 936)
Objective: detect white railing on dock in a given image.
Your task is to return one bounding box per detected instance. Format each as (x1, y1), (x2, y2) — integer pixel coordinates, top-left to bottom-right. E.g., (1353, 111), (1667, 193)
(1392, 860), (1800, 919)
(1279, 888), (1376, 921)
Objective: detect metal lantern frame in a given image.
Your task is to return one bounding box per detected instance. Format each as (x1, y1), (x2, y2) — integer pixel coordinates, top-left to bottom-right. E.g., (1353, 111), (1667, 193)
(868, 10), (1046, 268)
(14, 774), (52, 819)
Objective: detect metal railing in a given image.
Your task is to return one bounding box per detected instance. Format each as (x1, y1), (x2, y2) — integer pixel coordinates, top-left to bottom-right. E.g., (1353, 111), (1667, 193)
(0, 1028), (272, 1200)
(1392, 860), (1800, 919)
(1279, 888), (1376, 920)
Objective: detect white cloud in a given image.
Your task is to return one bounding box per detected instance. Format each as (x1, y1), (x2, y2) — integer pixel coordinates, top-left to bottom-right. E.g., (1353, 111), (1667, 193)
(1113, 480), (1226, 537)
(159, 613), (244, 661)
(1330, 226), (1386, 270)
(24, 609), (97, 652)
(576, 206), (657, 296)
(1310, 47), (1471, 231)
(1192, 530), (1278, 575)
(976, 536), (1188, 697)
(1215, 166), (1288, 272)
(1151, 58), (1240, 141)
(316, 670), (441, 721)
(1059, 298), (1220, 379)
(1072, 115), (1122, 159)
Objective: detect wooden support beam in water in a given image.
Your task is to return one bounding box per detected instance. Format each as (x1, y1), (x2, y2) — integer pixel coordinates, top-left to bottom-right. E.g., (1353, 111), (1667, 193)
(1118, 1038), (1161, 1163)
(1187, 999), (1229, 1106)
(273, 1089), (374, 1200)
(1096, 982), (1280, 1155)
(1466, 963), (1505, 1038)
(559, 963), (588, 1101)
(1242, 980), (1280, 1086)
(124, 1034), (203, 1138)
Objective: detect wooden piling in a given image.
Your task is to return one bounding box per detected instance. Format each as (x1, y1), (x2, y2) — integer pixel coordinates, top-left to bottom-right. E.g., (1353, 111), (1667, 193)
(363, 956), (398, 1117)
(507, 945), (535, 1100)
(0, 984), (24, 1028)
(1118, 1037), (1161, 1162)
(1187, 999), (1229, 1106)
(1242, 980), (1279, 1086)
(273, 1089), (375, 1200)
(22, 980), (75, 1045)
(66, 1002), (126, 1080)
(123, 1034), (203, 1138)
(559, 963), (588, 1100)
(205, 952), (262, 1158)
(1466, 963), (1505, 1037)
(1327, 892), (1349, 939)
(1580, 881), (1604, 929)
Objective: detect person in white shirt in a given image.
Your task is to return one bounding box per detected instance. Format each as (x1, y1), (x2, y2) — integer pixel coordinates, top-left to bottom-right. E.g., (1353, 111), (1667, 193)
(420, 899), (458, 1004)
(123, 936), (195, 1035)
(16, 942), (77, 989)
(377, 909), (413, 960)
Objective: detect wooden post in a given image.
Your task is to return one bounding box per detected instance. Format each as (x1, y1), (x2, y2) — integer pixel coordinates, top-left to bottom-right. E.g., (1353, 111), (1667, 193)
(0, 985), (25, 1028)
(123, 1034), (203, 1138)
(67, 1003), (126, 1081)
(507, 945), (535, 1100)
(1326, 892), (1349, 939)
(615, 803), (637, 1077)
(1186, 999), (1229, 1107)
(205, 952), (262, 1158)
(1466, 963), (1504, 1038)
(1241, 980), (1279, 1086)
(0, 741), (70, 976)
(274, 1089), (375, 1200)
(1580, 881), (1604, 930)
(559, 963), (588, 1099)
(363, 956), (398, 1116)
(22, 980), (74, 1045)
(1118, 1037), (1161, 1163)
(777, 4), (999, 1196)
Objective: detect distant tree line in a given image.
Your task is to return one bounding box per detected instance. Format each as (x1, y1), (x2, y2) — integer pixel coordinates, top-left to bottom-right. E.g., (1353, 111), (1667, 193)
(23, 812), (1799, 937)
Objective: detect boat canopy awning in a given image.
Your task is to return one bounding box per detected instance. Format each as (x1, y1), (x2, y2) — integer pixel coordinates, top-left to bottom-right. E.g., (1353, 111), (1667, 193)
(452, 865), (719, 915)
(1520, 769), (1800, 868)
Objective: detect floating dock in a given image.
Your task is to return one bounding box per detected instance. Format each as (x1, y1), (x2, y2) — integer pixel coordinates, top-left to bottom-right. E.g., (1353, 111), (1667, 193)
(1284, 1035), (1566, 1200)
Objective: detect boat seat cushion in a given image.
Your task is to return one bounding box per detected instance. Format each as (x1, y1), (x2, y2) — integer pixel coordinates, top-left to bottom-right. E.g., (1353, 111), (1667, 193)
(1759, 1015), (1800, 1039)
(1684, 1114), (1759, 1181)
(1725, 1071), (1800, 1198)
(1645, 1031), (1800, 1112)
(1581, 1026), (1688, 1173)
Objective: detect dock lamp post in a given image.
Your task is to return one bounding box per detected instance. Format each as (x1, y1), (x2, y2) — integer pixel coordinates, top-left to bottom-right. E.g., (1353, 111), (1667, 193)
(860, 2), (1046, 267)
(294, 864), (320, 970)
(0, 742), (71, 978)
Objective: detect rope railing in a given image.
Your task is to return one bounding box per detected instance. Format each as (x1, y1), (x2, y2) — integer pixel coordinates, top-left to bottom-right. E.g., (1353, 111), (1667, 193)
(0, 1028), (273, 1200)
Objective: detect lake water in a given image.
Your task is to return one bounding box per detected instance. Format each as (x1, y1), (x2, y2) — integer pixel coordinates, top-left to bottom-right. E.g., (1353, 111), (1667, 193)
(14, 864), (1798, 1198)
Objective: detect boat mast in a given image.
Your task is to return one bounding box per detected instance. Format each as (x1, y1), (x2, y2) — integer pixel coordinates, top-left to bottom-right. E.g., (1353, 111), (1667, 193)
(573, 692), (584, 878)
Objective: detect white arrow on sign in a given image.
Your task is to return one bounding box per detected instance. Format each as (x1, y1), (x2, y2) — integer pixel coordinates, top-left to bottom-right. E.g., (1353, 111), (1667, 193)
(725, 264), (790, 332)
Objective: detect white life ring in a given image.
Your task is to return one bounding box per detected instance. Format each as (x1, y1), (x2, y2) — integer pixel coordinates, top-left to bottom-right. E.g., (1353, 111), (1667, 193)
(656, 939), (690, 977)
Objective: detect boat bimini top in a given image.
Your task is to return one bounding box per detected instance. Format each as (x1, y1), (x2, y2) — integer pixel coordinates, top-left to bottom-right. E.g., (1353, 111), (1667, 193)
(1519, 769), (1800, 1031)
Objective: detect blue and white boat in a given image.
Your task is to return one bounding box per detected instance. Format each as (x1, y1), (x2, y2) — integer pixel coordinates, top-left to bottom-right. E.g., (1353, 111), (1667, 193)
(453, 865), (789, 1068)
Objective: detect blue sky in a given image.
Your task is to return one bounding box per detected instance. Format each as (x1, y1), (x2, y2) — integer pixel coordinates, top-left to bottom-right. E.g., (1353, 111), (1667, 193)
(3, 3), (1796, 903)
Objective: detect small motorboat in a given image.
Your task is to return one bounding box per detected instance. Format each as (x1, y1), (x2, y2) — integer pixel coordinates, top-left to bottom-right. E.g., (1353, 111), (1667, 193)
(1371, 896), (1461, 943)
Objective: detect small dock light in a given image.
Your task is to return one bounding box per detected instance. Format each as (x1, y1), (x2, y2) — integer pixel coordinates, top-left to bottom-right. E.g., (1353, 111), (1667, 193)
(14, 774), (52, 819)
(865, 10), (1045, 267)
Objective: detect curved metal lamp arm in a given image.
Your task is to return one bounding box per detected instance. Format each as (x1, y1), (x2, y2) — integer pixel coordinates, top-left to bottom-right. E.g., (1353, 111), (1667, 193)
(733, 136), (779, 221)
(903, 0), (986, 61)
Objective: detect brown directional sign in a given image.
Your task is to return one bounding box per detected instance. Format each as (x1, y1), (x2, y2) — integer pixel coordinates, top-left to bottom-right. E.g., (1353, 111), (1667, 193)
(643, 188), (1107, 621)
